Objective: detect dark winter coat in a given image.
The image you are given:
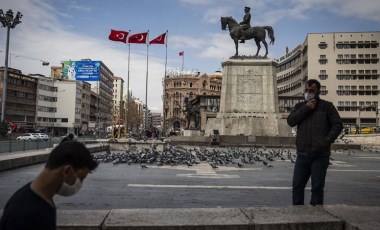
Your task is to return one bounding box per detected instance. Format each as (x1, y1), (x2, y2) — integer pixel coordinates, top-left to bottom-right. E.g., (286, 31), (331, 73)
(287, 98), (343, 157)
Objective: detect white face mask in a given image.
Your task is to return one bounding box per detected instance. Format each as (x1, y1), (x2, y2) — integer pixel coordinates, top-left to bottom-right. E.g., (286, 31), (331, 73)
(57, 170), (82, 197)
(304, 92), (315, 102)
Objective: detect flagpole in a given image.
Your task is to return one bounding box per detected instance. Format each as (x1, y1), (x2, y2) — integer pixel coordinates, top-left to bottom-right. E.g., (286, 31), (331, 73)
(125, 31), (131, 137)
(162, 30), (168, 136)
(145, 30), (149, 135)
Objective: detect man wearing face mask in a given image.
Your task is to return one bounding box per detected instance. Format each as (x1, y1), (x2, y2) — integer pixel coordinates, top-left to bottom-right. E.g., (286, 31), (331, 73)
(287, 79), (343, 206)
(0, 141), (98, 230)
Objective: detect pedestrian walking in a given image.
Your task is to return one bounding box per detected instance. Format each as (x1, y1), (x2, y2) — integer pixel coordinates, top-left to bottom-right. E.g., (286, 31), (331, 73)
(0, 141), (98, 229)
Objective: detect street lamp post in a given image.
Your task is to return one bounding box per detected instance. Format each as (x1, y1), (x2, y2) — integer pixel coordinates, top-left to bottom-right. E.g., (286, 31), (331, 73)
(0, 9), (22, 122)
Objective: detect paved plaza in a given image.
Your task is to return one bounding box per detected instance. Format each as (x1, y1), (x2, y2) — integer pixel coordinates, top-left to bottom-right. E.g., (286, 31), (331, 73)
(0, 147), (379, 210)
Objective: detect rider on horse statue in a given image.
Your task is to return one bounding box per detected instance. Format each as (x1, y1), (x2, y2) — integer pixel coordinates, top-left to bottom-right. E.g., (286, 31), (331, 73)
(239, 6), (251, 43)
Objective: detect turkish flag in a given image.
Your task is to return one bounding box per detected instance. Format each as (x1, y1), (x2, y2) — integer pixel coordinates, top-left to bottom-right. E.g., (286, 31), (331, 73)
(109, 29), (128, 43)
(179, 51), (184, 56)
(149, 32), (167, 45)
(128, 32), (148, 44)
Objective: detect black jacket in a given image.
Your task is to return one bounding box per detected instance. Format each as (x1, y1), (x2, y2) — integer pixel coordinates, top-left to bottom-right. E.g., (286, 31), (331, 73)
(287, 99), (343, 157)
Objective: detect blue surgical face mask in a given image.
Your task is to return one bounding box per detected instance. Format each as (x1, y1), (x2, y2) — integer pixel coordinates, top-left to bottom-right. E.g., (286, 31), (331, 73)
(304, 92), (315, 102)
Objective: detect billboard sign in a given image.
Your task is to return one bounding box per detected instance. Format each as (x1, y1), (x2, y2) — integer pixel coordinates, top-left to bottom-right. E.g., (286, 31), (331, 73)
(62, 61), (101, 81)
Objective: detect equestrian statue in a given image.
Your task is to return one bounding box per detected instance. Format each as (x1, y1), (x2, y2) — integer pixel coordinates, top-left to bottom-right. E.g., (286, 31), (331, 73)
(221, 6), (275, 57)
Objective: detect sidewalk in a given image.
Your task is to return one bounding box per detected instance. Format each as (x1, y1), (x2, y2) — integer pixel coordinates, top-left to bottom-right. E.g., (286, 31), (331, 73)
(0, 143), (108, 172)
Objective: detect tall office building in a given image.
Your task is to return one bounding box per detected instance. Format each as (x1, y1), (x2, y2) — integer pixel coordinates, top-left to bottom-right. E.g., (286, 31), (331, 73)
(51, 60), (114, 134)
(276, 32), (380, 128)
(112, 76), (125, 123)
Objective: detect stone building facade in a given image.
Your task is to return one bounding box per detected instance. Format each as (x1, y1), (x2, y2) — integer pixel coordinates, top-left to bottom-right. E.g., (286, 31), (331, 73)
(163, 71), (222, 132)
(0, 67), (38, 131)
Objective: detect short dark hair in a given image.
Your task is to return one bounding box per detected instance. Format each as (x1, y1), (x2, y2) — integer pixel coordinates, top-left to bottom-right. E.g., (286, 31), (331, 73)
(45, 141), (98, 170)
(305, 79), (321, 91)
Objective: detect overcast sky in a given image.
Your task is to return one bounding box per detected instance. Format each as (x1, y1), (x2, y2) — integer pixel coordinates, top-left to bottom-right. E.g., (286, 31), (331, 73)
(1, 0), (379, 112)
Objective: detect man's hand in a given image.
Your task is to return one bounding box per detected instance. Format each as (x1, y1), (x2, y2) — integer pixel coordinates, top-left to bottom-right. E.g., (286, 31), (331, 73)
(306, 99), (317, 109)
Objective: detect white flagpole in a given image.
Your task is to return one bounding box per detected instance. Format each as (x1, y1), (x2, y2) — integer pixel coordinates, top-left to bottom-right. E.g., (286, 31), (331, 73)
(145, 30), (149, 134)
(162, 30), (168, 135)
(125, 30), (131, 137)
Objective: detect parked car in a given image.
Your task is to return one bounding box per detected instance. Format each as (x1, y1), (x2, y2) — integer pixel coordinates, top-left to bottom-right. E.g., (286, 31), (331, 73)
(16, 133), (39, 141)
(34, 133), (49, 141)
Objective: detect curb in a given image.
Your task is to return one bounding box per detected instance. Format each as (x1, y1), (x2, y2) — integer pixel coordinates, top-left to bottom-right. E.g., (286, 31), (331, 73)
(54, 205), (379, 230)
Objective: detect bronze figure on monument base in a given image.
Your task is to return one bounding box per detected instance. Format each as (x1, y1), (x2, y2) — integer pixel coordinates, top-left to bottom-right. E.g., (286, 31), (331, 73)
(183, 96), (200, 130)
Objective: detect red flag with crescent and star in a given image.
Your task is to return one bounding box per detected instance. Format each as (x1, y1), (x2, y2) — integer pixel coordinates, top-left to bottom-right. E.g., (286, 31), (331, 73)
(149, 32), (167, 45)
(128, 32), (148, 44)
(108, 29), (129, 43)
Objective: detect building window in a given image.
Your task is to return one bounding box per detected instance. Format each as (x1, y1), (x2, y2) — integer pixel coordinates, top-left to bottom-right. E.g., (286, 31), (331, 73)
(370, 41), (379, 48)
(344, 86), (350, 95)
(318, 42), (327, 49)
(320, 86), (328, 95)
(336, 42), (343, 49)
(319, 70), (328, 80)
(337, 86), (344, 95)
(319, 55), (327, 64)
(202, 80), (207, 89)
(371, 53), (379, 63)
(337, 101), (344, 111)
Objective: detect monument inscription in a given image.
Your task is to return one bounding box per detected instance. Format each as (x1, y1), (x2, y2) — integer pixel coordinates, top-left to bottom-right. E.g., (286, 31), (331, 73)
(237, 74), (263, 94)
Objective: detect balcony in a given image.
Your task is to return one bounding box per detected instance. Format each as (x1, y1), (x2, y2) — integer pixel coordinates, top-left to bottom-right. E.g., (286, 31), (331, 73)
(318, 74), (328, 80)
(318, 43), (327, 49)
(336, 74), (379, 80)
(320, 90), (328, 95)
(336, 41), (379, 49)
(336, 57), (378, 64)
(336, 89), (378, 96)
(301, 56), (308, 68)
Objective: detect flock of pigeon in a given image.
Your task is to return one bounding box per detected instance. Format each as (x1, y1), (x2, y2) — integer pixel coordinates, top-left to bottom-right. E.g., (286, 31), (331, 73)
(91, 145), (298, 169)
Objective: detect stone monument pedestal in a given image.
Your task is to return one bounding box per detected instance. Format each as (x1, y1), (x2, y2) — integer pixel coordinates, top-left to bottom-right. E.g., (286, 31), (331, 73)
(183, 129), (202, 137)
(205, 58), (291, 136)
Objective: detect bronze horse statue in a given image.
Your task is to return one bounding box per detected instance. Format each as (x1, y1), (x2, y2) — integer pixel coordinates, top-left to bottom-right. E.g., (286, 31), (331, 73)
(220, 16), (275, 57)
